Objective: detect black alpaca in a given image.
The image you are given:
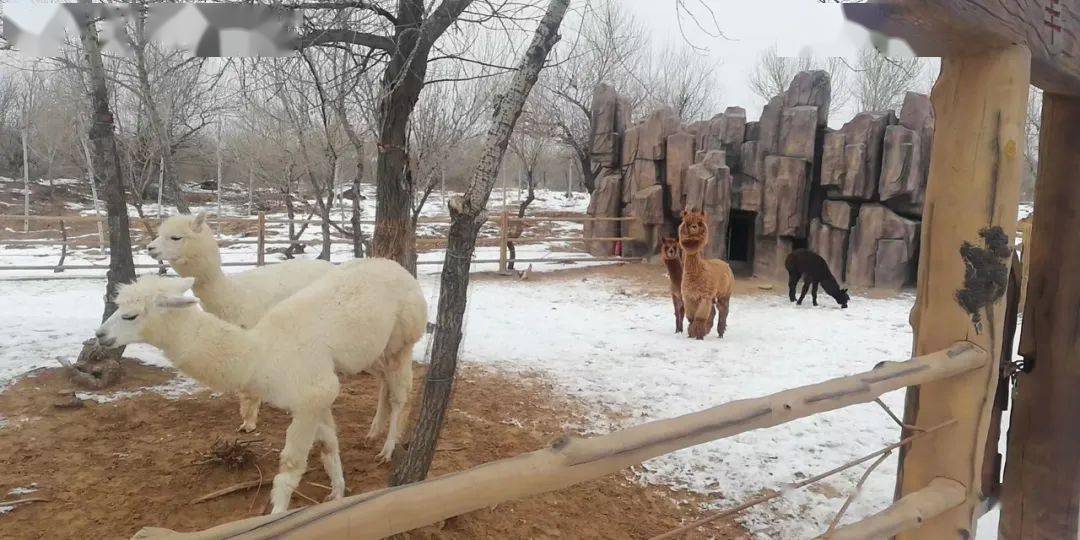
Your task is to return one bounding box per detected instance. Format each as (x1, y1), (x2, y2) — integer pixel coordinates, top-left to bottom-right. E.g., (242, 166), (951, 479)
(784, 249), (850, 308)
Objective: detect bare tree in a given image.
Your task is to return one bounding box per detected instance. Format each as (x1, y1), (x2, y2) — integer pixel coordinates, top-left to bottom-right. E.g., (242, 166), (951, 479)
(389, 0), (569, 487)
(747, 45), (849, 114)
(1021, 85), (1042, 201)
(847, 46), (926, 112)
(638, 44), (720, 121)
(408, 62), (493, 223)
(533, 0), (645, 193)
(70, 7), (137, 388)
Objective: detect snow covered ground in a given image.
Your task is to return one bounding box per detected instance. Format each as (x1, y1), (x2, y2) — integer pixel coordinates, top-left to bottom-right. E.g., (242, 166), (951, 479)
(0, 266), (1007, 538)
(0, 177), (1013, 537)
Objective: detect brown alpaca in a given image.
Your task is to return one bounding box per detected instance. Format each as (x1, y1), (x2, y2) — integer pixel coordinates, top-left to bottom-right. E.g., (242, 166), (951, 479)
(660, 237), (686, 333)
(678, 210), (735, 340)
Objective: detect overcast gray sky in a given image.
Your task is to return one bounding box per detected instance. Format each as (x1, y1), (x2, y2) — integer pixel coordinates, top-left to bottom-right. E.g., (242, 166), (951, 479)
(619, 0), (902, 127)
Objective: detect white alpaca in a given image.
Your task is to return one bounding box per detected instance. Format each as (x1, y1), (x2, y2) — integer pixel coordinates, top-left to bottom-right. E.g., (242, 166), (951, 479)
(96, 258), (427, 513)
(147, 212), (333, 432)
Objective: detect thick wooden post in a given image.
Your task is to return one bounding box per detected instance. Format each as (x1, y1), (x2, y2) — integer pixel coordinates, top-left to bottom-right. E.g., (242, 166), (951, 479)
(999, 93), (1080, 540)
(897, 45), (1030, 539)
(256, 212), (266, 267)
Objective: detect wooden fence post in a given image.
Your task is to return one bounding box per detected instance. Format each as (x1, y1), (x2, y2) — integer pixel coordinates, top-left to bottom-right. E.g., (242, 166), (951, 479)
(54, 219), (67, 273)
(999, 92), (1080, 539)
(896, 44), (1030, 539)
(256, 211), (265, 267)
(497, 207), (509, 274)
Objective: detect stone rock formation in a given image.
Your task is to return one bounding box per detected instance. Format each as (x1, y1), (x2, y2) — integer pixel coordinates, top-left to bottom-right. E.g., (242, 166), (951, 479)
(666, 131), (696, 212)
(589, 83), (628, 173)
(584, 171), (622, 256)
(846, 204), (919, 288)
(582, 74), (930, 291)
(809, 219), (849, 280)
(821, 111), (897, 200)
(881, 92), (935, 217)
(779, 106), (819, 161)
(821, 200), (855, 230)
(783, 70), (831, 127)
(762, 155), (812, 238)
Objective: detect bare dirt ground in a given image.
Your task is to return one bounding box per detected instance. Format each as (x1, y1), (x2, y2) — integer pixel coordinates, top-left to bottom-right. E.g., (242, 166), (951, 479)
(0, 358), (747, 540)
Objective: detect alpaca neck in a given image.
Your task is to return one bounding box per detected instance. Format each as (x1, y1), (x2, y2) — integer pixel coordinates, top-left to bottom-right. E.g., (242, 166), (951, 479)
(144, 309), (257, 392)
(682, 249), (709, 276)
(663, 257), (683, 288)
(821, 275), (843, 297)
(172, 248), (229, 300)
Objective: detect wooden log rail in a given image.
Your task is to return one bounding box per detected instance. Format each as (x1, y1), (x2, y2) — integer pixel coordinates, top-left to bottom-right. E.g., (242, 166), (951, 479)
(132, 342), (986, 540)
(1, 213), (643, 272)
(824, 478), (967, 540)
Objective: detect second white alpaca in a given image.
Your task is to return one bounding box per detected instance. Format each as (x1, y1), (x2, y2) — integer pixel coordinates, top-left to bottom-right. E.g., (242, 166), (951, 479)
(148, 212), (333, 431)
(96, 258), (428, 514)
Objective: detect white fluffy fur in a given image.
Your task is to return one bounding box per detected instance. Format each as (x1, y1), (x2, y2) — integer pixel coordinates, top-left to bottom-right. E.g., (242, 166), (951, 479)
(148, 212), (333, 431)
(96, 258), (428, 514)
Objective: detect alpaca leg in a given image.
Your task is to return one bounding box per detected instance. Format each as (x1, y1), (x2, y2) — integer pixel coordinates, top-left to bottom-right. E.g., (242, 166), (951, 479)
(270, 413), (319, 514)
(690, 299), (713, 340)
(673, 296), (684, 333)
(316, 410), (345, 501)
(797, 281), (811, 305)
(811, 281), (819, 306)
(366, 378), (390, 441)
(378, 346), (414, 463)
(237, 392), (260, 433)
(788, 273), (799, 302)
(715, 296), (730, 338)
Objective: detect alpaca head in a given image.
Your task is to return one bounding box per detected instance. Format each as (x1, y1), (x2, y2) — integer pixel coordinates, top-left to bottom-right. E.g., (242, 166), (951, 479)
(96, 276), (199, 348)
(836, 288), (850, 309)
(659, 237), (681, 261)
(147, 212), (219, 272)
(678, 210), (709, 254)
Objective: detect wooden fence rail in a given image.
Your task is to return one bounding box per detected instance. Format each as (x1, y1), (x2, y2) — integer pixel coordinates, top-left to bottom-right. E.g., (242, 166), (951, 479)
(133, 341), (986, 540)
(0, 212), (644, 273)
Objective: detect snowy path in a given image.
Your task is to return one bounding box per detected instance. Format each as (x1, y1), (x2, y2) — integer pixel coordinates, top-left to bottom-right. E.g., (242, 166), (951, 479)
(0, 269), (1005, 538)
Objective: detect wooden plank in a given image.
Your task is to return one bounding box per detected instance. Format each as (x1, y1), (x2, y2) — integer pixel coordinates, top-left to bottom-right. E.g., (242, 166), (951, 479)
(843, 1), (1080, 96)
(132, 343), (987, 540)
(897, 45), (1030, 539)
(1000, 92), (1080, 540)
(827, 478), (966, 539)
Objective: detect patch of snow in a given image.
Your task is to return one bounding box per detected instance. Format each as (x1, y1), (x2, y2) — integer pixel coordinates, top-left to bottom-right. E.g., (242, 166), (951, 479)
(75, 376), (202, 404)
(448, 276), (918, 538)
(7, 484), (37, 496)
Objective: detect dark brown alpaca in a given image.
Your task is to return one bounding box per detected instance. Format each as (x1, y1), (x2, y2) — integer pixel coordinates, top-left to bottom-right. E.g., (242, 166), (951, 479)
(660, 237), (686, 333)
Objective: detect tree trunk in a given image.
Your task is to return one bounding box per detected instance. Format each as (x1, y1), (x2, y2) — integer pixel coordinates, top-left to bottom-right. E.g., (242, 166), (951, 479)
(131, 9), (188, 214)
(507, 172), (536, 271)
(999, 93), (1080, 540)
(576, 148), (595, 194)
(72, 7), (137, 387)
(372, 0), (475, 274)
(389, 0), (569, 487)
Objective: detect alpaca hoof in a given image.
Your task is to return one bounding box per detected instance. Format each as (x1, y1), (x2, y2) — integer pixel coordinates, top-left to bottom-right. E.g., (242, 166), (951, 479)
(237, 422), (257, 433)
(324, 490), (344, 502)
(796, 301), (803, 306)
(376, 443), (395, 463)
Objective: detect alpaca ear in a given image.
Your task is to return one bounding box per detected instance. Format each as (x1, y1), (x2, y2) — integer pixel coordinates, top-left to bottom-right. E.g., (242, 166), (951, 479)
(681, 210), (689, 219)
(841, 288), (848, 294)
(156, 295), (199, 309)
(192, 212), (207, 232)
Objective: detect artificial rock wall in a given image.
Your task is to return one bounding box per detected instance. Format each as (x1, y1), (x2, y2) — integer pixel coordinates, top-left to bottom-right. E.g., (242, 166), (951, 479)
(584, 73), (933, 290)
